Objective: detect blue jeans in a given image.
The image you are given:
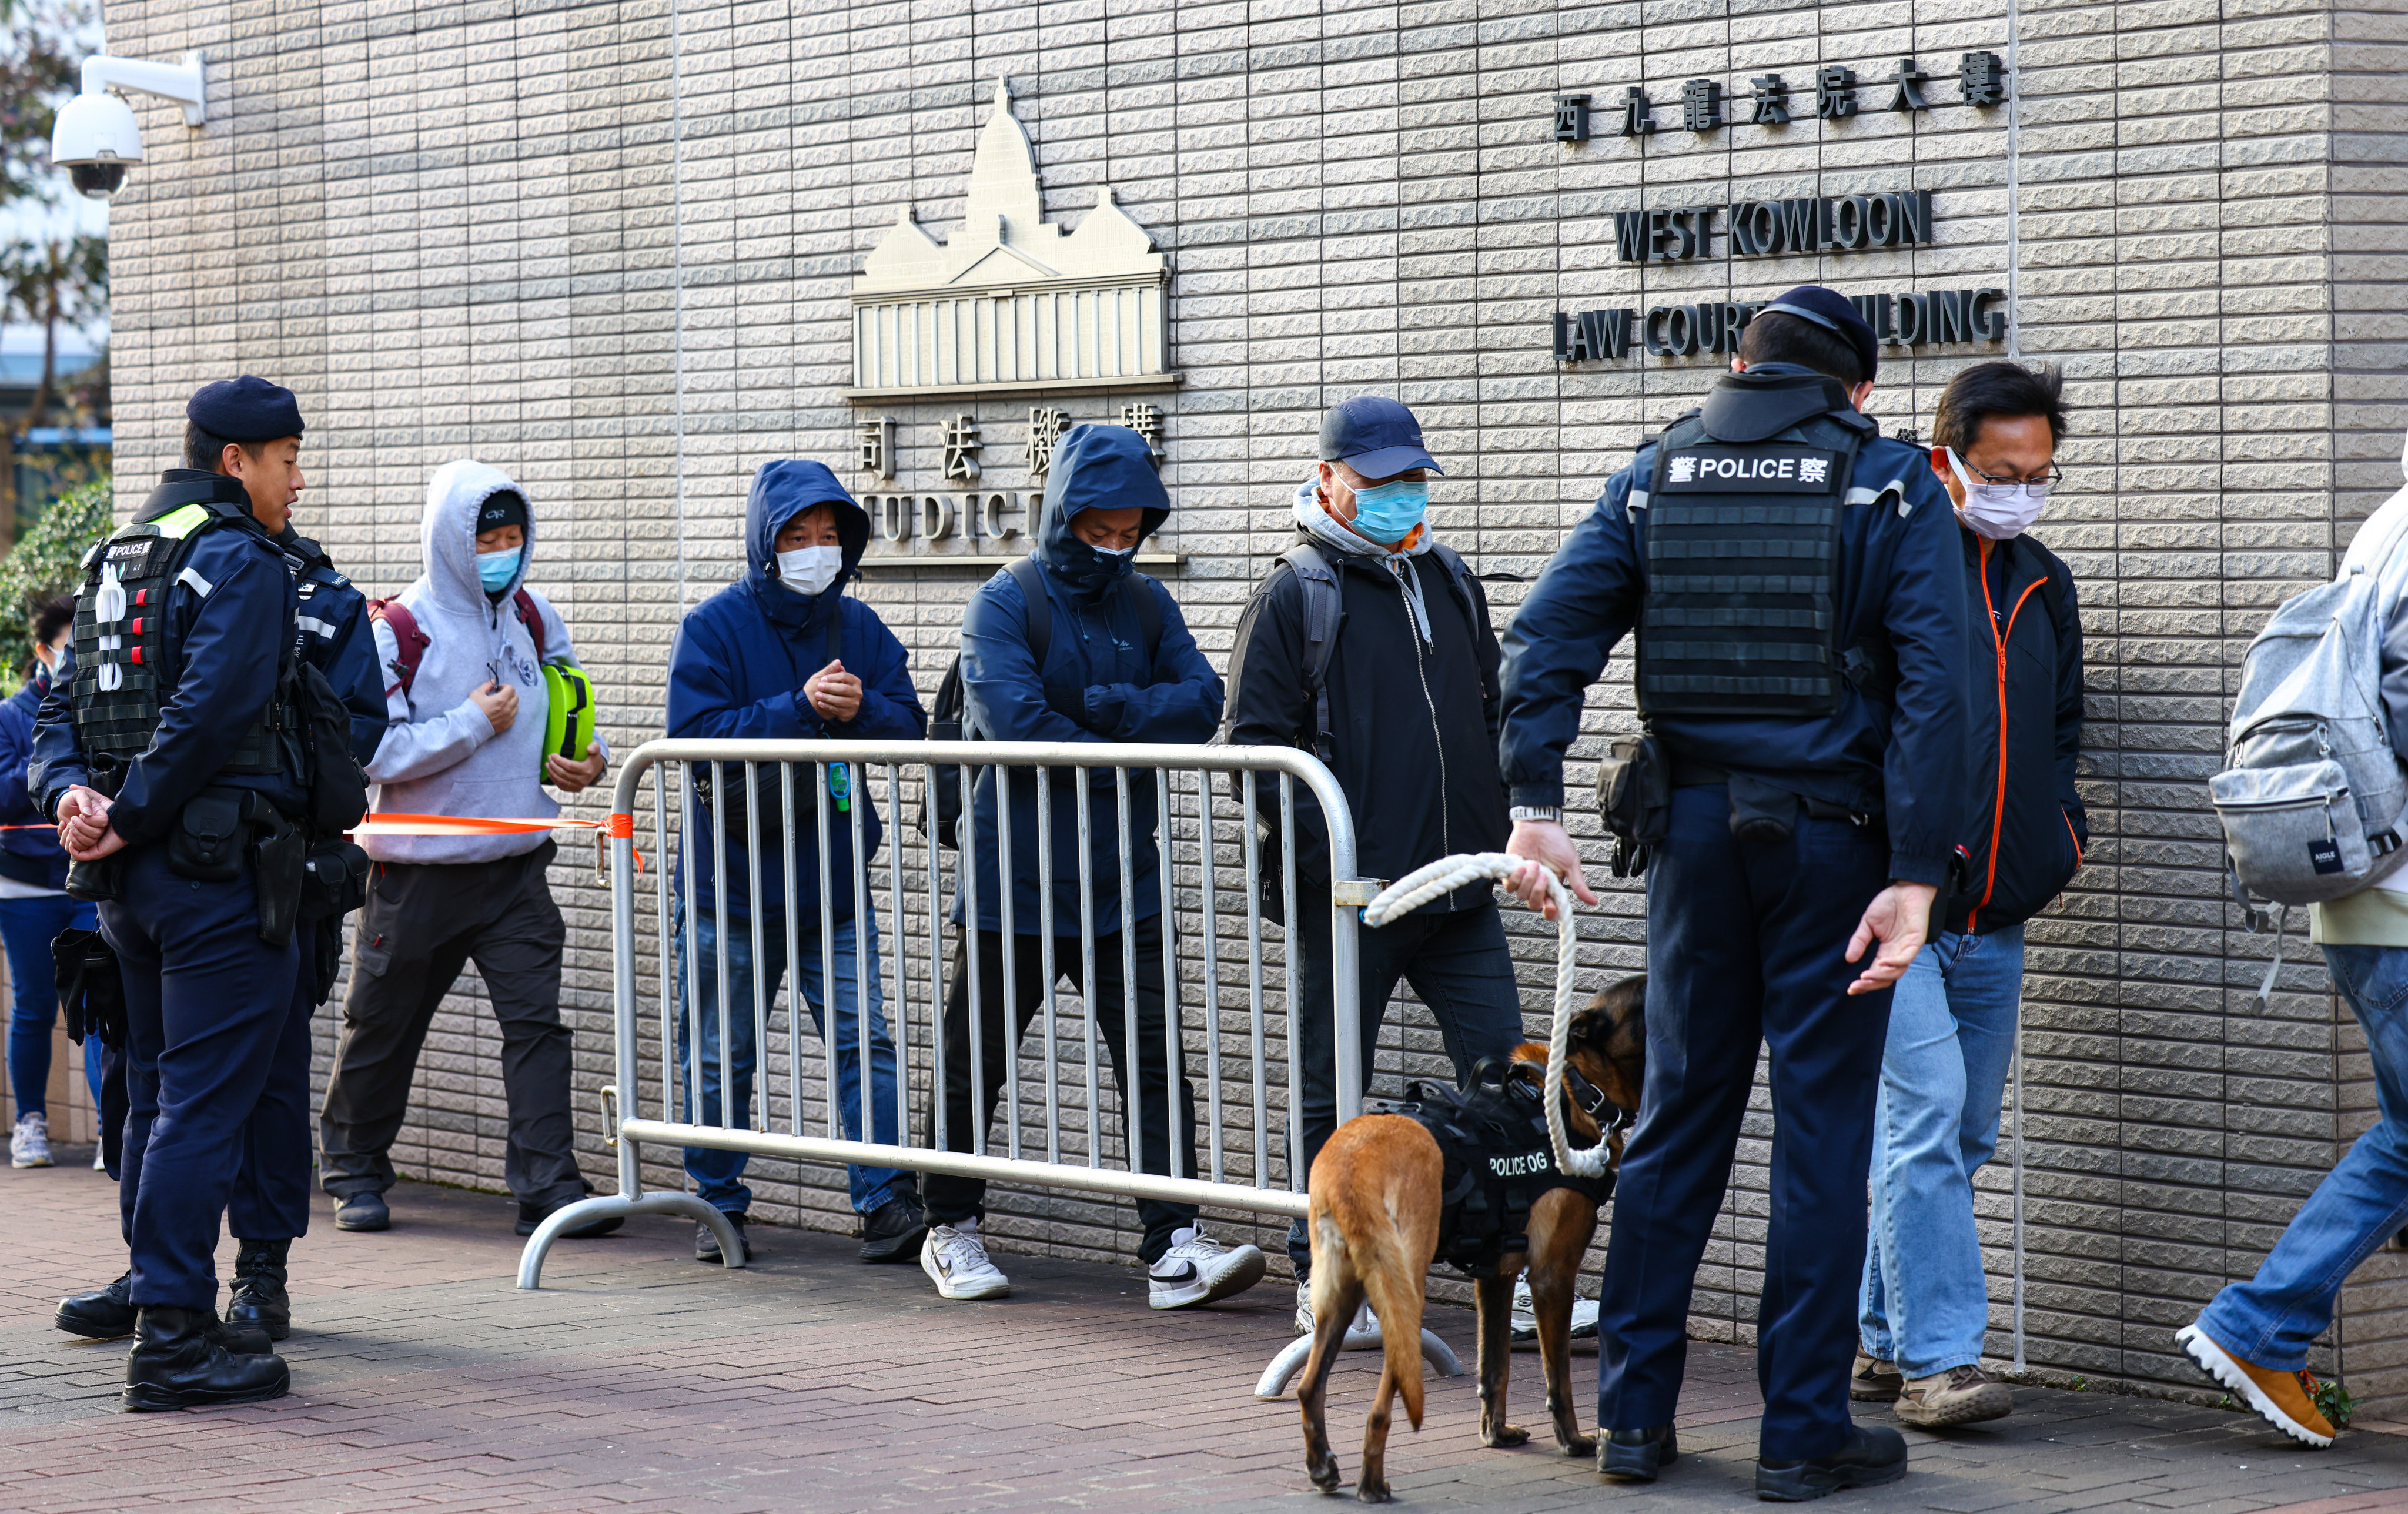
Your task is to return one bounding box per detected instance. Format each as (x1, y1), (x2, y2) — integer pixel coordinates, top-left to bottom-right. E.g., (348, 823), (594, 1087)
(1859, 924), (2024, 1378)
(2, 892), (101, 1118)
(675, 899), (905, 1215)
(2194, 944), (2408, 1369)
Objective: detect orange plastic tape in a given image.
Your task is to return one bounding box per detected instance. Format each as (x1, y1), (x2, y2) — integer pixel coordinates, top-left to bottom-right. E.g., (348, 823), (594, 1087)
(603, 812), (634, 840)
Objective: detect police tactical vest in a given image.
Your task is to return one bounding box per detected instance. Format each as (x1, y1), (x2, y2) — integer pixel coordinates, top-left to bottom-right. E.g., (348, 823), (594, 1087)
(1636, 375), (1871, 718)
(1394, 1061), (1614, 1279)
(69, 477), (294, 780)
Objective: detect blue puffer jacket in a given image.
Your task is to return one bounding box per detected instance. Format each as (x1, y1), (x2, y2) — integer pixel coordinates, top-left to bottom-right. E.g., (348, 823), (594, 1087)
(668, 460), (925, 925)
(956, 424), (1223, 936)
(0, 663), (67, 889)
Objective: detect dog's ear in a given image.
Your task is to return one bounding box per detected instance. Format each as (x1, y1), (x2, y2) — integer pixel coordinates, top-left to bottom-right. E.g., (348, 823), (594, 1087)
(1574, 975), (1646, 1049)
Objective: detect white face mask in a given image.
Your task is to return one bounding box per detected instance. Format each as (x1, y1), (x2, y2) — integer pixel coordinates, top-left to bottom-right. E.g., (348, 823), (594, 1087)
(775, 543), (844, 596)
(1945, 447), (2050, 540)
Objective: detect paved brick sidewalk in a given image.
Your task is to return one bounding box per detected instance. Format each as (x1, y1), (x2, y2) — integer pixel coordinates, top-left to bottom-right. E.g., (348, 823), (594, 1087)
(5, 1160), (2408, 1514)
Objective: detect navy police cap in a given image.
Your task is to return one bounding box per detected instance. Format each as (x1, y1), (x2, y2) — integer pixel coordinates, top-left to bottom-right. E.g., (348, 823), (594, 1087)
(186, 375), (305, 443)
(1760, 285), (1880, 385)
(1317, 396), (1444, 480)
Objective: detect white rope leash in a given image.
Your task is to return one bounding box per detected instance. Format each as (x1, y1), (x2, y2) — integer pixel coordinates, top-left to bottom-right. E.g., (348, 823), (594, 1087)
(1362, 853), (1608, 1180)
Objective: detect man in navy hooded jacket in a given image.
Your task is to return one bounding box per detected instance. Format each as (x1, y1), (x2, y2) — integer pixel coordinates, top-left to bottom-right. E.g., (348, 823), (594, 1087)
(667, 460), (927, 1266)
(918, 423), (1267, 1312)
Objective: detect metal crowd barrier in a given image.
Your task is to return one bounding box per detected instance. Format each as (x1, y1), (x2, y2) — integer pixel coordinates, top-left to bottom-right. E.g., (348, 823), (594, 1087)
(517, 737), (1386, 1287)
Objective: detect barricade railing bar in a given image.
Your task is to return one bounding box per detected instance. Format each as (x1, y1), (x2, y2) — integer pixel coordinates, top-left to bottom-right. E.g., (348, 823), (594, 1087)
(518, 737), (1379, 1288)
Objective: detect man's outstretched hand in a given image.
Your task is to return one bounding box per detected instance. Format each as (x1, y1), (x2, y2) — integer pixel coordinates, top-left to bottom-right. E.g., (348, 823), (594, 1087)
(1503, 818), (1598, 921)
(1845, 881), (1938, 995)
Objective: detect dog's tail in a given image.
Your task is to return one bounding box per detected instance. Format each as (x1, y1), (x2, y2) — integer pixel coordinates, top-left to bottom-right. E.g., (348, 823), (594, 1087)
(1359, 1215), (1427, 1432)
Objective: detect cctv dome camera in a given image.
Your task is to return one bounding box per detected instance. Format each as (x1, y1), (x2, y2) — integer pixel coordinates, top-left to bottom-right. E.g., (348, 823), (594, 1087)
(50, 89), (143, 199)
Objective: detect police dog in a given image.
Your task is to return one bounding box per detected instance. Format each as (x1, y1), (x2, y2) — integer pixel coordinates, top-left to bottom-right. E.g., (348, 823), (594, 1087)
(1296, 975), (1647, 1502)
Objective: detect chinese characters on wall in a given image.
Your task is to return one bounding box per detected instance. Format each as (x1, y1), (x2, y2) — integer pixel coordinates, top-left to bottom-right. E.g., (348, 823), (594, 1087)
(852, 404), (1173, 553)
(1556, 52), (2007, 142)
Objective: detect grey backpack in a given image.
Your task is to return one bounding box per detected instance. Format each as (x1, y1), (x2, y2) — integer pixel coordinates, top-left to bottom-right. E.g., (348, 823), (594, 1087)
(2212, 494), (2408, 992)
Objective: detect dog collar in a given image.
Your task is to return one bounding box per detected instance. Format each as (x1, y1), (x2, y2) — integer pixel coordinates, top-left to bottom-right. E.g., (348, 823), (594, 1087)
(1561, 1066), (1636, 1139)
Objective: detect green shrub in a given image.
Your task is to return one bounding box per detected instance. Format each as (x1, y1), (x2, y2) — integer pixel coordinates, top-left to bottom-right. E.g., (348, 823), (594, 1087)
(0, 473), (111, 680)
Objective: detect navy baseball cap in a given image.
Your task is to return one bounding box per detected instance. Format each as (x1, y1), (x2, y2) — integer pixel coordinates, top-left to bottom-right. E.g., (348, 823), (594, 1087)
(1317, 396), (1444, 479)
(186, 375), (305, 442)
(1760, 285), (1880, 385)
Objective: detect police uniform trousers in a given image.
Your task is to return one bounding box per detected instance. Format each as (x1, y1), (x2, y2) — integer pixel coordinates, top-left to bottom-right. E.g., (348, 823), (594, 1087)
(106, 843), (300, 1310)
(318, 843), (585, 1210)
(1597, 784), (1897, 1463)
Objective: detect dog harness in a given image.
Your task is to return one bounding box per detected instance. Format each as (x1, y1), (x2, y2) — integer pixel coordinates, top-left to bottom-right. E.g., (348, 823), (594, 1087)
(1392, 1058), (1624, 1279)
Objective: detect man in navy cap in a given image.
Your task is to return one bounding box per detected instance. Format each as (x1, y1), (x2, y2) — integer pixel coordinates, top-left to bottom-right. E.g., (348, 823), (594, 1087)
(1497, 288), (1973, 1496)
(1219, 395), (1530, 1340)
(31, 374), (327, 1410)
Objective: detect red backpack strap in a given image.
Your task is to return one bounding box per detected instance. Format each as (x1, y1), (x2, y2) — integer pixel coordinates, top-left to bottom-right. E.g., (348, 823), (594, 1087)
(367, 598), (429, 698)
(513, 587), (548, 663)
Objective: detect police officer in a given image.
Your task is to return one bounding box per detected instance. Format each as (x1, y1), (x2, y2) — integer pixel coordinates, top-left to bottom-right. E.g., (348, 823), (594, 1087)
(51, 421), (386, 1354)
(1497, 288), (1971, 1499)
(33, 375), (321, 1411)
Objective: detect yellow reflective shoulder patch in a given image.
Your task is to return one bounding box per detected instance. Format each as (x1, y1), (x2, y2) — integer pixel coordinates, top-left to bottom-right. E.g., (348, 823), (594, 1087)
(151, 503), (213, 540)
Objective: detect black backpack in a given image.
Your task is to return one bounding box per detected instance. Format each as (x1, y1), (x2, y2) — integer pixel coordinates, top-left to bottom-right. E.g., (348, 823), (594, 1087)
(1273, 540), (1485, 761)
(918, 556), (1162, 847)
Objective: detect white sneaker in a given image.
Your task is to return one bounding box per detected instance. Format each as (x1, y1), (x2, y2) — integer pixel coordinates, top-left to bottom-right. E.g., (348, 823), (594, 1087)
(92, 1145), (106, 1171)
(1148, 1226), (1267, 1309)
(1294, 1279), (1383, 1346)
(920, 1220), (1010, 1301)
(1509, 1276), (1600, 1343)
(10, 1112), (52, 1168)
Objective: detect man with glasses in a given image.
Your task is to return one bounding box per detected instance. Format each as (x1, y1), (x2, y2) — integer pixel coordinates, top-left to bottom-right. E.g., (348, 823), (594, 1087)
(1852, 360), (2083, 1428)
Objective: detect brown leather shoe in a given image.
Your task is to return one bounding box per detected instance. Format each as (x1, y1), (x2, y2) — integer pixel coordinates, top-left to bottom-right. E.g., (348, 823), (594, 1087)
(2177, 1324), (2335, 1446)
(1850, 1348), (1902, 1403)
(1895, 1363), (2012, 1427)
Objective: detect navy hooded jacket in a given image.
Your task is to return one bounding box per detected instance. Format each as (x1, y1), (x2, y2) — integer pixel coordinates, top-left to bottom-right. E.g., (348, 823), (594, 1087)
(668, 460), (925, 925)
(1497, 365), (1972, 887)
(955, 423), (1223, 936)
(0, 662), (68, 889)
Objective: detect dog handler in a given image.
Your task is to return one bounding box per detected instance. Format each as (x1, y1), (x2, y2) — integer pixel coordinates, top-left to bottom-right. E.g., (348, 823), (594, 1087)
(1499, 287), (1972, 1499)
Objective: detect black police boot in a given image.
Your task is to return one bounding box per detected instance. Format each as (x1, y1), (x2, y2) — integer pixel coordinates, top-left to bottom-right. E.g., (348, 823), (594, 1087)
(696, 1211), (751, 1264)
(122, 1305), (291, 1412)
(55, 1272), (138, 1340)
(858, 1188), (928, 1264)
(1755, 1425), (1908, 1503)
(208, 1316), (276, 1356)
(225, 1238), (292, 1341)
(1599, 1423), (1680, 1483)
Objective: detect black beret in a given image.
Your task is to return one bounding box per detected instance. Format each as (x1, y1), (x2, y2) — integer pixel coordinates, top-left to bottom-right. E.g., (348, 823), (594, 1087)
(1761, 285), (1881, 385)
(478, 490), (529, 532)
(186, 375), (305, 442)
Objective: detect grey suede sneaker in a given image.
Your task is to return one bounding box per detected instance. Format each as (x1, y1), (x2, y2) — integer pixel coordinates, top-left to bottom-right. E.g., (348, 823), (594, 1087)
(1894, 1363), (2012, 1428)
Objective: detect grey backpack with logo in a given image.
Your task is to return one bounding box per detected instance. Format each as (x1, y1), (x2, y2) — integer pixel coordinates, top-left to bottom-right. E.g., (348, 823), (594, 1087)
(2212, 493), (2408, 992)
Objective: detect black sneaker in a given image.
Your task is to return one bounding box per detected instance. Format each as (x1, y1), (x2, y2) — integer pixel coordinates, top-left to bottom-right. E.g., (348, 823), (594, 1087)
(1600, 1423), (1680, 1483)
(1755, 1425), (1908, 1503)
(858, 1192), (928, 1264)
(697, 1211), (751, 1263)
(333, 1191), (390, 1232)
(516, 1197), (624, 1239)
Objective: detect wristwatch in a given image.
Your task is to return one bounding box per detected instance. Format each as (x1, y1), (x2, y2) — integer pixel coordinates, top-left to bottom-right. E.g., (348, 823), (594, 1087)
(1509, 805), (1562, 825)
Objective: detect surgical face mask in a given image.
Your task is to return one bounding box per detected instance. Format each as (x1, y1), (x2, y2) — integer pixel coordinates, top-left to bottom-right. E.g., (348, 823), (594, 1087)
(1347, 478), (1429, 545)
(776, 544), (844, 596)
(1095, 544), (1136, 557)
(1945, 448), (2050, 540)
(476, 547), (521, 593)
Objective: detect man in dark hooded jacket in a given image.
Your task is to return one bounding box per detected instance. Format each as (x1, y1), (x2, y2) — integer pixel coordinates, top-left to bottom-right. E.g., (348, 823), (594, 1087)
(667, 460), (927, 1265)
(918, 422), (1267, 1312)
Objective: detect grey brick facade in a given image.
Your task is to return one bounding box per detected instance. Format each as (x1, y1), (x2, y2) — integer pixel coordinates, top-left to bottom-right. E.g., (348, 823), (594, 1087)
(91, 0), (2408, 1412)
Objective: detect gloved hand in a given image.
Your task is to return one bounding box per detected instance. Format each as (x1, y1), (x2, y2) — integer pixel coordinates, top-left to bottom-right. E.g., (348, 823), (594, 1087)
(1082, 684), (1133, 737)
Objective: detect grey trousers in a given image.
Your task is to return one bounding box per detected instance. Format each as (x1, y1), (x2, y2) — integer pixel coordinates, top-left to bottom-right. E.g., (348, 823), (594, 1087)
(318, 842), (588, 1209)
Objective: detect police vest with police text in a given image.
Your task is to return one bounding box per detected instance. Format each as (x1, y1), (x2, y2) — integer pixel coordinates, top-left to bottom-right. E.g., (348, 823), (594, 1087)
(1636, 378), (1872, 718)
(68, 477), (295, 781)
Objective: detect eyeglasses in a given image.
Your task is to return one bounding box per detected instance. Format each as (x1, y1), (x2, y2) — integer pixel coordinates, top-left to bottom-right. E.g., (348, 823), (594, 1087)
(1954, 450), (2062, 500)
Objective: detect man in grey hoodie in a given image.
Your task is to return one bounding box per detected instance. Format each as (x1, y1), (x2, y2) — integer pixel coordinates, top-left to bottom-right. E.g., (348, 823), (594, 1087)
(317, 460), (613, 1237)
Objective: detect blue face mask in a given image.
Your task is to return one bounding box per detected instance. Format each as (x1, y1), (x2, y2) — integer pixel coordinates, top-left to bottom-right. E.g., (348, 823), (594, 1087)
(476, 547), (521, 593)
(1349, 479), (1429, 544)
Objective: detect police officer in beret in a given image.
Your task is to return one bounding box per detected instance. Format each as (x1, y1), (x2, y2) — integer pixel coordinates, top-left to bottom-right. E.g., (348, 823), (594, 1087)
(32, 375), (330, 1411)
(1497, 287), (1973, 1498)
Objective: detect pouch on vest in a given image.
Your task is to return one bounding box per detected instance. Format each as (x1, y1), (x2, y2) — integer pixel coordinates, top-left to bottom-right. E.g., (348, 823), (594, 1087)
(252, 805), (306, 948)
(1594, 733), (1670, 877)
(1727, 773), (1800, 845)
(295, 660), (371, 835)
(300, 837), (371, 921)
(169, 789), (248, 882)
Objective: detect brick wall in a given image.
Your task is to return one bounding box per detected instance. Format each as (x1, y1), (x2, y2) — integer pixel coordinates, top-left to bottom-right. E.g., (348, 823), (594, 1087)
(92, 0), (2408, 1406)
